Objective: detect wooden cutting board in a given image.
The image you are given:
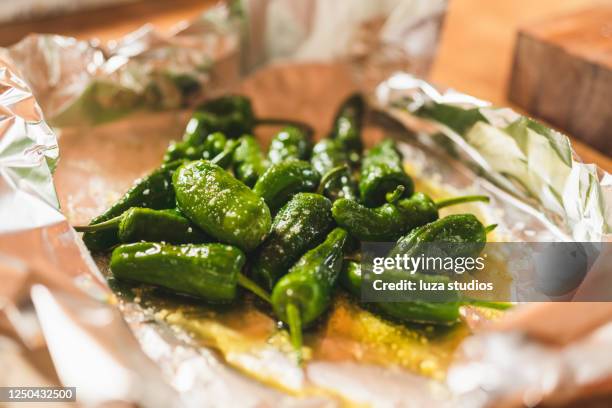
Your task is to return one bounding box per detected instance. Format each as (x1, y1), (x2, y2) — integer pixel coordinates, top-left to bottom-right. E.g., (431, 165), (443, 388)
(508, 5), (612, 156)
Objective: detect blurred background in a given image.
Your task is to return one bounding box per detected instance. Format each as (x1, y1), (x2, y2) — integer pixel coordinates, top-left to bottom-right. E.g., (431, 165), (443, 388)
(0, 0), (610, 165)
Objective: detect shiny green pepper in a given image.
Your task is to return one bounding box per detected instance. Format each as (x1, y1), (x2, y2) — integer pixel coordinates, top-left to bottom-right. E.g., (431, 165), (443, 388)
(311, 139), (358, 201)
(164, 131), (227, 163)
(110, 242), (269, 303)
(340, 261), (462, 324)
(252, 193), (334, 290)
(388, 213), (494, 261)
(252, 160), (320, 214)
(267, 126), (312, 165)
(82, 160), (184, 251)
(341, 260), (508, 326)
(329, 93), (364, 165)
(332, 192), (489, 242)
(76, 208), (210, 245)
(163, 94), (253, 162)
(194, 95), (255, 138)
(271, 228), (348, 361)
(232, 135), (268, 187)
(360, 139), (414, 207)
(173, 160), (271, 252)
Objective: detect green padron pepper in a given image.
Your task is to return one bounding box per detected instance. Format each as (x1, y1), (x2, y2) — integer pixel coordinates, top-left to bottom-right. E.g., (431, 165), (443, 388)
(388, 213), (495, 262)
(360, 139), (414, 207)
(340, 261), (462, 325)
(311, 139), (358, 201)
(341, 260), (508, 326)
(251, 193), (334, 290)
(164, 128), (229, 163)
(252, 160), (320, 214)
(193, 95), (255, 139)
(110, 242), (270, 303)
(76, 208), (210, 245)
(82, 160), (184, 251)
(173, 160), (271, 252)
(163, 94), (254, 162)
(332, 191), (490, 242)
(232, 135), (268, 187)
(329, 93), (365, 165)
(271, 228), (348, 361)
(267, 126), (312, 165)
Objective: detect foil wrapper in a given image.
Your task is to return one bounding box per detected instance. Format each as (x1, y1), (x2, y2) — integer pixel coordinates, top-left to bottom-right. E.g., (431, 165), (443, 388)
(1, 0), (612, 407)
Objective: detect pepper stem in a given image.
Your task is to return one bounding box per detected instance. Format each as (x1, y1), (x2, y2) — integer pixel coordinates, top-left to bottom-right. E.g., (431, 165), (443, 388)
(385, 185), (405, 204)
(237, 273), (271, 303)
(285, 303), (303, 364)
(317, 165), (349, 194)
(484, 224), (498, 234)
(435, 195), (490, 209)
(74, 214), (123, 232)
(210, 139), (240, 166)
(462, 299), (513, 310)
(255, 118), (314, 138)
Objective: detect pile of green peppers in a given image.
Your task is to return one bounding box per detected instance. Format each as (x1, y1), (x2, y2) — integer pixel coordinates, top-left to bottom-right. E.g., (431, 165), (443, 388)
(76, 93), (504, 363)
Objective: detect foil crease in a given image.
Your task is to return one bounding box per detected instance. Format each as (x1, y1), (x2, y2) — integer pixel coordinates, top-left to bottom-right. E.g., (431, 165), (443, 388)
(3, 3), (240, 127)
(1, 0), (612, 407)
(375, 73), (611, 242)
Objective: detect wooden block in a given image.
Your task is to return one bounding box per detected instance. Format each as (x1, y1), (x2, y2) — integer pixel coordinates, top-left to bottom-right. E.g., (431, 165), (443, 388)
(508, 6), (612, 156)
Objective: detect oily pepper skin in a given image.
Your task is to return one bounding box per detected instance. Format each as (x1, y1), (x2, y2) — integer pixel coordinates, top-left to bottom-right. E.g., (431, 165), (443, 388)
(232, 135), (268, 187)
(360, 139), (414, 207)
(311, 139), (358, 201)
(329, 93), (365, 165)
(76, 208), (210, 245)
(252, 160), (320, 214)
(332, 192), (439, 242)
(267, 126), (312, 165)
(271, 228), (348, 358)
(173, 160), (271, 252)
(252, 193), (334, 290)
(110, 242), (245, 302)
(388, 214), (490, 263)
(119, 208), (209, 244)
(340, 261), (462, 325)
(82, 160), (184, 251)
(332, 192), (490, 242)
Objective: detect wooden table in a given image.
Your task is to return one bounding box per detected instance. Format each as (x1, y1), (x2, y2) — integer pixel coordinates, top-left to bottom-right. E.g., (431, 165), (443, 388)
(1, 0), (610, 171)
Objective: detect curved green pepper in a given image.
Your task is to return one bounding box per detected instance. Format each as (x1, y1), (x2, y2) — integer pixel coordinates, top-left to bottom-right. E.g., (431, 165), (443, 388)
(340, 261), (462, 325)
(359, 139), (414, 207)
(332, 191), (490, 242)
(311, 139), (358, 201)
(82, 160), (184, 251)
(252, 193), (334, 290)
(76, 208), (210, 245)
(330, 93), (364, 165)
(232, 135), (268, 187)
(271, 228), (348, 361)
(388, 213), (494, 261)
(341, 260), (509, 325)
(194, 95), (255, 138)
(267, 126), (312, 165)
(110, 242), (269, 303)
(173, 160), (271, 252)
(252, 160), (320, 214)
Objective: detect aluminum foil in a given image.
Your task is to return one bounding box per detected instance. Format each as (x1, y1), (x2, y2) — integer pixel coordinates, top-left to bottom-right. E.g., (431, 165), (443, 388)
(375, 73), (611, 242)
(1, 0), (612, 407)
